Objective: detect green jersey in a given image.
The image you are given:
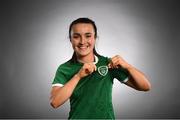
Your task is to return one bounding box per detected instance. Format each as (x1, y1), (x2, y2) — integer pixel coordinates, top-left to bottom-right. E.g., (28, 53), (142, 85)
(52, 55), (129, 119)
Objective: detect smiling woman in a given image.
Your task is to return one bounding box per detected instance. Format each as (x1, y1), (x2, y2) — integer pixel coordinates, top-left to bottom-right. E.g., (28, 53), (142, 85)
(68, 18), (100, 63)
(50, 18), (151, 119)
(71, 23), (96, 59)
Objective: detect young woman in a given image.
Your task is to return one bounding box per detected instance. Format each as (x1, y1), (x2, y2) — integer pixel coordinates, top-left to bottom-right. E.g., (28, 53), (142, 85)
(50, 18), (151, 119)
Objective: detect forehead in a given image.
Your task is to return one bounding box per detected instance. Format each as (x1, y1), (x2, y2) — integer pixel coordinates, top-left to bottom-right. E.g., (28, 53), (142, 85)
(71, 23), (94, 34)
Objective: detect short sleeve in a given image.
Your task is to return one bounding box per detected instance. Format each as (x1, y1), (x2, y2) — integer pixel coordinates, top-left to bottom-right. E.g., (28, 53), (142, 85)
(110, 68), (129, 83)
(52, 66), (67, 87)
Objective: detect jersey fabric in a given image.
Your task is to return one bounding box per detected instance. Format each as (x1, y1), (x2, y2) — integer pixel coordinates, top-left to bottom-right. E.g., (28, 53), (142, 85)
(52, 55), (129, 119)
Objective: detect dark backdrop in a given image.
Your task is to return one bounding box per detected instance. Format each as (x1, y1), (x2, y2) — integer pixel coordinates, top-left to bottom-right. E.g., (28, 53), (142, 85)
(0, 0), (180, 119)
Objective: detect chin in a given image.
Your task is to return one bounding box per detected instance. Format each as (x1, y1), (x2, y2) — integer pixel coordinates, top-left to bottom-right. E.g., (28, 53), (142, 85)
(78, 53), (89, 57)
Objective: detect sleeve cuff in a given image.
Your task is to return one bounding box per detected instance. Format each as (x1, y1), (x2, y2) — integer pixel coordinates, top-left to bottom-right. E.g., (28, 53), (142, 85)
(52, 83), (64, 87)
(121, 77), (129, 83)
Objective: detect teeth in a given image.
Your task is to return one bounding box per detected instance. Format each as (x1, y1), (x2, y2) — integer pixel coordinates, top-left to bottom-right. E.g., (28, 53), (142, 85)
(79, 46), (88, 49)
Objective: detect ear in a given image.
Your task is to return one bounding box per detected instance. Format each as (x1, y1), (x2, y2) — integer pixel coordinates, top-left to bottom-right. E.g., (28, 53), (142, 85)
(94, 35), (96, 39)
(95, 35), (98, 39)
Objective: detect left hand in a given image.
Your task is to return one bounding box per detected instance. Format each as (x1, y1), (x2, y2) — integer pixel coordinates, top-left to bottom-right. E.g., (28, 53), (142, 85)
(108, 55), (131, 69)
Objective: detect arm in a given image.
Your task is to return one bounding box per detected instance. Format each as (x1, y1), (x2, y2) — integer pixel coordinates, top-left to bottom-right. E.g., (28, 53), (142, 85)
(50, 74), (81, 108)
(125, 65), (151, 91)
(108, 55), (151, 91)
(50, 63), (96, 108)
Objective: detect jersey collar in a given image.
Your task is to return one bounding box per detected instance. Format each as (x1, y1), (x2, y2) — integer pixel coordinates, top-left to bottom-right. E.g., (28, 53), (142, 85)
(93, 55), (98, 64)
(77, 55), (99, 65)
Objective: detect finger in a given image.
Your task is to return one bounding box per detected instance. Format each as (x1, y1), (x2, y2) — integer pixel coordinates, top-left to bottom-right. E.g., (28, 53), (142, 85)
(90, 63), (97, 72)
(93, 63), (97, 71)
(113, 60), (121, 68)
(108, 58), (112, 68)
(84, 64), (91, 74)
(108, 59), (116, 69)
(85, 68), (91, 74)
(90, 67), (94, 74)
(113, 58), (120, 65)
(111, 56), (120, 63)
(108, 64), (111, 68)
(108, 55), (120, 68)
(112, 55), (123, 63)
(86, 63), (94, 72)
(87, 63), (96, 74)
(111, 55), (123, 65)
(89, 65), (94, 73)
(108, 62), (113, 68)
(108, 57), (115, 68)
(111, 55), (119, 61)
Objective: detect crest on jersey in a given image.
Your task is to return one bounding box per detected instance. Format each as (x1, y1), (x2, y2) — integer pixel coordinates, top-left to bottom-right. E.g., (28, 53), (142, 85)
(98, 66), (108, 76)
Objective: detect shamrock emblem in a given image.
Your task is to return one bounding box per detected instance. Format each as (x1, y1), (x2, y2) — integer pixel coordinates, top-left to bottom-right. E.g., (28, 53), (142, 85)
(98, 66), (108, 76)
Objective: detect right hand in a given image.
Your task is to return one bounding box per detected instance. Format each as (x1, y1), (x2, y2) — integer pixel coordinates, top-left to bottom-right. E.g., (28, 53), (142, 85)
(77, 63), (97, 79)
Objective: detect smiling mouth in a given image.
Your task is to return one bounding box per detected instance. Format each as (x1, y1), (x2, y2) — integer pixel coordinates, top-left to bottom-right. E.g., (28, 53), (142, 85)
(78, 45), (89, 50)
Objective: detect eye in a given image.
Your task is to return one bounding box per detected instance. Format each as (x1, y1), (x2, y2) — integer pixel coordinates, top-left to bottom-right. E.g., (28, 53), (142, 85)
(73, 35), (79, 39)
(86, 35), (91, 38)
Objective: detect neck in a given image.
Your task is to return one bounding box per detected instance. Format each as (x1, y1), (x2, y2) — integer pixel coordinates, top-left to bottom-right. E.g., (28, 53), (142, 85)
(77, 53), (95, 63)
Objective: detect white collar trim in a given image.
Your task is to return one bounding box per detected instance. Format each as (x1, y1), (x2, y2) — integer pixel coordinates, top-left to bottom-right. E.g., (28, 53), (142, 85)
(77, 55), (99, 64)
(93, 55), (98, 64)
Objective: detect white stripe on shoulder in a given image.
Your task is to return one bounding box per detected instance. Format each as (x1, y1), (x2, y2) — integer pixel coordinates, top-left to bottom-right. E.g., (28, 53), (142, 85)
(52, 83), (64, 87)
(122, 77), (129, 83)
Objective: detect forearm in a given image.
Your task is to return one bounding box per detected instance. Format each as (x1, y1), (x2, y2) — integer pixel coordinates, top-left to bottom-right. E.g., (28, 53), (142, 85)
(51, 74), (81, 108)
(51, 62), (97, 108)
(126, 65), (151, 91)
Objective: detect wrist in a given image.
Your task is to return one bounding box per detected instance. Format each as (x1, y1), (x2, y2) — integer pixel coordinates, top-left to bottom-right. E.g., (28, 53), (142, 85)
(74, 73), (81, 80)
(125, 64), (133, 70)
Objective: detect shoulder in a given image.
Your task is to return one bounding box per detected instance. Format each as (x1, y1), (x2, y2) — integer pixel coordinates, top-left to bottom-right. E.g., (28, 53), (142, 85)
(57, 60), (73, 71)
(59, 60), (72, 68)
(56, 59), (81, 74)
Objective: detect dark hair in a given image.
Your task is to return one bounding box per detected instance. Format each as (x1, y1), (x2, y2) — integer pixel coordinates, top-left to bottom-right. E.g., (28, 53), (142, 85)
(69, 18), (97, 39)
(69, 18), (100, 63)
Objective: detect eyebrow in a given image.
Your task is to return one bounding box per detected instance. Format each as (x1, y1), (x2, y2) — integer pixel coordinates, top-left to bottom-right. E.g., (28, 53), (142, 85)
(73, 32), (93, 35)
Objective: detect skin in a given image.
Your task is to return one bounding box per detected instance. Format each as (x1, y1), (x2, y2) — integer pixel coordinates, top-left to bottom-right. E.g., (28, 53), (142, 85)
(50, 23), (151, 108)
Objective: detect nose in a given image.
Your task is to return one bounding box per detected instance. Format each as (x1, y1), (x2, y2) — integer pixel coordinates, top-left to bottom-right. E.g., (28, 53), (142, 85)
(79, 36), (86, 44)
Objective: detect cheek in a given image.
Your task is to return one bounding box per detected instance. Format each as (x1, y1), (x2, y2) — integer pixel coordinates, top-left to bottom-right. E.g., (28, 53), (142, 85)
(71, 39), (78, 45)
(88, 38), (96, 46)
(70, 40), (77, 49)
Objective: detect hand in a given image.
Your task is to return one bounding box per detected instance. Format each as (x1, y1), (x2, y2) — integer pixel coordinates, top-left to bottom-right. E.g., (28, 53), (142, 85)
(77, 63), (97, 79)
(108, 55), (131, 69)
